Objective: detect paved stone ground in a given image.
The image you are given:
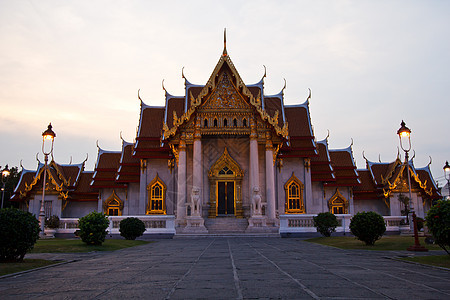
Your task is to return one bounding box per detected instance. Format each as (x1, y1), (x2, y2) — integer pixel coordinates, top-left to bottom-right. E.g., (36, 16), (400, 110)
(1, 238), (449, 299)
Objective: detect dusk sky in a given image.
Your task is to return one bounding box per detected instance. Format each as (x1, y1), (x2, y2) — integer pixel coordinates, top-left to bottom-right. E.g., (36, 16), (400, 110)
(1, 1), (449, 187)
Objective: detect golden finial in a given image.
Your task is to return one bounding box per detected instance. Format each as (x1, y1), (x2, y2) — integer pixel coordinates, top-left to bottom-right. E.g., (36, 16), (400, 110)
(223, 28), (227, 56)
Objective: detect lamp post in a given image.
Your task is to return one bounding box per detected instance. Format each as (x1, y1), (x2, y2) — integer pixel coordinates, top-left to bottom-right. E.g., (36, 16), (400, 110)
(397, 120), (427, 251)
(444, 161), (450, 199)
(1, 165), (10, 209)
(39, 123), (56, 237)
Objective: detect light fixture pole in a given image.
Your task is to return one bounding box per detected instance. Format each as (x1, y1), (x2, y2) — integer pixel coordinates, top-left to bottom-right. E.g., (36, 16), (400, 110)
(39, 123), (56, 237)
(397, 120), (427, 251)
(444, 161), (450, 200)
(1, 165), (10, 209)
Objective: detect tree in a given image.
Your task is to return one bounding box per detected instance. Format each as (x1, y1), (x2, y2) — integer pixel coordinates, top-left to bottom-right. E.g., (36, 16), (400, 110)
(0, 165), (21, 209)
(313, 212), (339, 237)
(425, 200), (450, 255)
(78, 212), (110, 245)
(350, 212), (386, 246)
(398, 194), (410, 224)
(0, 208), (40, 262)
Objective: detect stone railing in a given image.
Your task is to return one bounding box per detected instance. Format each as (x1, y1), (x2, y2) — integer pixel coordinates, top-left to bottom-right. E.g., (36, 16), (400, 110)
(279, 214), (407, 235)
(57, 215), (176, 236)
(383, 216), (409, 232)
(279, 214), (352, 234)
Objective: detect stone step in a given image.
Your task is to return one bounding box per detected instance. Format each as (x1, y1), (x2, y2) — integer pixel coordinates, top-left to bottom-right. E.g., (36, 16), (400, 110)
(175, 233), (280, 238)
(205, 217), (249, 233)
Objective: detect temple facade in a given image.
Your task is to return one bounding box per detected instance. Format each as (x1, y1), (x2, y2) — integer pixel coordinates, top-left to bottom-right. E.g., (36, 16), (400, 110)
(12, 40), (441, 235)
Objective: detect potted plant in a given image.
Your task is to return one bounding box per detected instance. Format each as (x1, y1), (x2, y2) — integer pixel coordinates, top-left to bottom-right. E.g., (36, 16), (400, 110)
(44, 215), (60, 238)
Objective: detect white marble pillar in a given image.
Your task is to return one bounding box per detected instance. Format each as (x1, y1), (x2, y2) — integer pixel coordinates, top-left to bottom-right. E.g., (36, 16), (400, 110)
(304, 158), (312, 213)
(138, 159), (147, 214)
(192, 133), (202, 201)
(265, 142), (276, 220)
(249, 119), (260, 196)
(177, 140), (187, 222)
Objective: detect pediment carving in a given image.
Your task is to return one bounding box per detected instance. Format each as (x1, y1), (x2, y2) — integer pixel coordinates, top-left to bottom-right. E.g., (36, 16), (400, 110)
(201, 72), (251, 110)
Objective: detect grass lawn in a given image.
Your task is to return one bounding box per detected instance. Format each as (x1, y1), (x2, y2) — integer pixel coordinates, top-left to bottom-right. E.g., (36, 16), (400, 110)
(30, 238), (150, 253)
(0, 259), (59, 276)
(401, 255), (450, 269)
(305, 236), (443, 251)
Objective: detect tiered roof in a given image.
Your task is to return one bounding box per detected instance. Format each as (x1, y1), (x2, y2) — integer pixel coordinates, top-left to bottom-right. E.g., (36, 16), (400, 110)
(327, 145), (360, 187)
(11, 160), (98, 203)
(90, 148), (125, 189)
(116, 140), (140, 183)
(353, 156), (441, 202)
(311, 139), (334, 182)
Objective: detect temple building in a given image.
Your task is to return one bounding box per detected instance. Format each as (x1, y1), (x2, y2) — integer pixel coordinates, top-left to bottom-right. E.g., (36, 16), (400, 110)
(11, 38), (441, 235)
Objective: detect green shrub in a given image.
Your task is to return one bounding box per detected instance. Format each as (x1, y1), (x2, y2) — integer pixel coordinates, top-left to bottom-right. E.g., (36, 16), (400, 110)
(119, 217), (146, 240)
(425, 200), (450, 255)
(78, 212), (109, 245)
(45, 215), (60, 229)
(349, 211), (386, 246)
(0, 208), (40, 262)
(313, 212), (339, 237)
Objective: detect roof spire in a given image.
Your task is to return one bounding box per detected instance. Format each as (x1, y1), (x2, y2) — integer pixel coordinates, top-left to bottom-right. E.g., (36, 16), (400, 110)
(223, 28), (227, 56)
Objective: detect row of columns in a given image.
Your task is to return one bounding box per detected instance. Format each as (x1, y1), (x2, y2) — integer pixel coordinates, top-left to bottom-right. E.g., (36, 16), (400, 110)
(175, 121), (277, 224)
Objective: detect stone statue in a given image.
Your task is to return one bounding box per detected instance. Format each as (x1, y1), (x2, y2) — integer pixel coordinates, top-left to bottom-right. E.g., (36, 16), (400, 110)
(191, 186), (201, 216)
(252, 186), (262, 216)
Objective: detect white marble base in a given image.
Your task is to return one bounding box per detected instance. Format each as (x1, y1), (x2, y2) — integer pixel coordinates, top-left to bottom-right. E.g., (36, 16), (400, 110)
(184, 216), (208, 233)
(246, 216), (267, 231)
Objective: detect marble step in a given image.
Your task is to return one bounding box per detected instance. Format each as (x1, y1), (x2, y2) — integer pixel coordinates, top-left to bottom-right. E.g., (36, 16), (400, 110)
(205, 217), (249, 233)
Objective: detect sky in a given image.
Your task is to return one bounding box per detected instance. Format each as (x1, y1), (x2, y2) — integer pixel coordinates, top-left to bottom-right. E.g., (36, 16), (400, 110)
(0, 0), (449, 187)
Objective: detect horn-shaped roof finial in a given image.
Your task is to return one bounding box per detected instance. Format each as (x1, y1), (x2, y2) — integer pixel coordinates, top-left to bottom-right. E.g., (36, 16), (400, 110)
(223, 28), (227, 56)
(138, 89), (143, 104)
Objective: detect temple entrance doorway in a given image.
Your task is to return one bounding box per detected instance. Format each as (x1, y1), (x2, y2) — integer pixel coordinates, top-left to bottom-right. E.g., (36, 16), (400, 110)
(217, 181), (235, 215)
(208, 148), (244, 218)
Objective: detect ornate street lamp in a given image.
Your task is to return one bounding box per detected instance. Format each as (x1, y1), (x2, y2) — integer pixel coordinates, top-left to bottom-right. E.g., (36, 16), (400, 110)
(444, 161), (450, 199)
(1, 165), (10, 209)
(397, 120), (427, 251)
(39, 123), (56, 237)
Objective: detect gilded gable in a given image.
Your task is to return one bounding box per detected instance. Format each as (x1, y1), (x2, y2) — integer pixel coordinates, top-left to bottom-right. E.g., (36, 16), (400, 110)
(201, 72), (251, 110)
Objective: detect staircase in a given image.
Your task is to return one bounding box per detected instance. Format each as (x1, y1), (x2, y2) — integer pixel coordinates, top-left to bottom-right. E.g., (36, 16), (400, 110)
(204, 217), (249, 234)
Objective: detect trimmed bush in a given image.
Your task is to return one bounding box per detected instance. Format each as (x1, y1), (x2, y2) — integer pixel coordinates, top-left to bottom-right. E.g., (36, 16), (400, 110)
(78, 212), (109, 245)
(425, 200), (450, 255)
(45, 215), (60, 229)
(119, 217), (146, 240)
(0, 208), (40, 262)
(350, 211), (386, 246)
(313, 212), (339, 237)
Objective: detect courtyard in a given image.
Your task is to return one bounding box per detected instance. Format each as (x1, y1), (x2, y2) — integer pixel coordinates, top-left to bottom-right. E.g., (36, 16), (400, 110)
(1, 237), (449, 299)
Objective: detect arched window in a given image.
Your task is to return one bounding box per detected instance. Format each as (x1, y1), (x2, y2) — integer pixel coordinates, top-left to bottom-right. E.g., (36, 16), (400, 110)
(328, 189), (348, 214)
(284, 173), (304, 213)
(147, 174), (167, 214)
(103, 190), (123, 216)
(223, 118), (228, 127)
(233, 118), (237, 127)
(214, 118), (218, 127)
(204, 118), (208, 127)
(242, 118), (247, 127)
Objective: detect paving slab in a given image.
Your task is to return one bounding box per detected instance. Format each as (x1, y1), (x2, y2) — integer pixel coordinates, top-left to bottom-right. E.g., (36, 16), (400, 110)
(0, 237), (449, 299)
